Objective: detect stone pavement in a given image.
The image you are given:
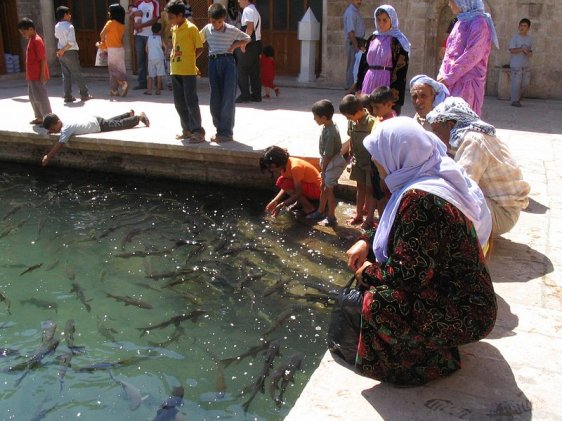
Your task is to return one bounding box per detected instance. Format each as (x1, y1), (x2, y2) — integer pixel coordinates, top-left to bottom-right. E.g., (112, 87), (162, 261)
(1, 72), (562, 420)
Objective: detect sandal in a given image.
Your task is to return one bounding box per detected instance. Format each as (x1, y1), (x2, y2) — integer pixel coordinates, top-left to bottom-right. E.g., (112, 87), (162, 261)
(175, 131), (192, 140)
(319, 217), (337, 227)
(155, 90), (161, 95)
(29, 118), (43, 125)
(348, 215), (364, 225)
(186, 133), (205, 144)
(144, 91), (152, 95)
(139, 112), (150, 127)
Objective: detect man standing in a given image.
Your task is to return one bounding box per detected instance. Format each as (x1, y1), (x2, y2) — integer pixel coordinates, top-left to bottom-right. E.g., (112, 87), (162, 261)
(343, 0), (365, 92)
(134, 0), (160, 90)
(509, 18), (533, 108)
(54, 6), (91, 103)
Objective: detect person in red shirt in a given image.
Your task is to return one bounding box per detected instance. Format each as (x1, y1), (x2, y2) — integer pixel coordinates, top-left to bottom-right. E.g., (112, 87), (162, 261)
(259, 146), (321, 217)
(17, 18), (52, 125)
(260, 45), (279, 99)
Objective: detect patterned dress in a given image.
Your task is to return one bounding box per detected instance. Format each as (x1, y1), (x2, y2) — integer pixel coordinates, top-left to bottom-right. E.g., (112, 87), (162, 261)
(356, 189), (497, 386)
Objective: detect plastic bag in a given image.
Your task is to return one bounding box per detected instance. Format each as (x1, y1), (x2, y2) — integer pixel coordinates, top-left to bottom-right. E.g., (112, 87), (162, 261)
(327, 276), (364, 365)
(95, 48), (108, 67)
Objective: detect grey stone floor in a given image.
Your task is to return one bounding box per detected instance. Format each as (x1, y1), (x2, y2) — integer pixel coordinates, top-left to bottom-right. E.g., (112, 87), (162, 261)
(1, 72), (561, 420)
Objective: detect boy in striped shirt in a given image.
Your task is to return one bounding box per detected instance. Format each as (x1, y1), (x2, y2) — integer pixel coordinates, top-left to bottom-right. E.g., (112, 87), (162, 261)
(200, 3), (250, 143)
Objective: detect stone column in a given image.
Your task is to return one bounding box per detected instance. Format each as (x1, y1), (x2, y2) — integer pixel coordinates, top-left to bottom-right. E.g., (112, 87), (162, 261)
(297, 8), (320, 83)
(39, 0), (58, 76)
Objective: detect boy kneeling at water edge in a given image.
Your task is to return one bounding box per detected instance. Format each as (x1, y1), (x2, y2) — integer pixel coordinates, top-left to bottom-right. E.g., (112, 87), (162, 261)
(41, 111), (150, 166)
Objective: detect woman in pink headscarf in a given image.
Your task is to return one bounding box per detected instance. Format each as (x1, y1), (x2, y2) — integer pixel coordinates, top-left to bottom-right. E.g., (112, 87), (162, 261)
(437, 0), (499, 116)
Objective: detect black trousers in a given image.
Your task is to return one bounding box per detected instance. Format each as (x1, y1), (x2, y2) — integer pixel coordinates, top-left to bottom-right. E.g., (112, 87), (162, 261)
(97, 112), (139, 132)
(235, 40), (262, 100)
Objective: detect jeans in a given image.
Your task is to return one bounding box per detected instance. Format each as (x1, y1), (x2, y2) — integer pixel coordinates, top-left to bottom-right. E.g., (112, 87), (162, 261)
(235, 40), (262, 99)
(59, 50), (88, 99)
(135, 35), (148, 87)
(171, 75), (204, 134)
(209, 55), (237, 137)
(97, 112), (139, 132)
(510, 67), (531, 102)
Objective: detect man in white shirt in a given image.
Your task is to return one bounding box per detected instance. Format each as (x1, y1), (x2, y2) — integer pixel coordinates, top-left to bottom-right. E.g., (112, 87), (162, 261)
(54, 6), (90, 103)
(235, 0), (262, 102)
(343, 0), (366, 91)
(133, 0), (160, 90)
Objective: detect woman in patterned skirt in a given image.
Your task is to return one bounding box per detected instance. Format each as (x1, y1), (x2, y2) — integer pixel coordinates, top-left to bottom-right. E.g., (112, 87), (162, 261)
(346, 117), (497, 386)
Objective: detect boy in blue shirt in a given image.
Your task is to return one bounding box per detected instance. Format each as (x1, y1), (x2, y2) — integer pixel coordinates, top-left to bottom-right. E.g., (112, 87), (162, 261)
(307, 99), (347, 226)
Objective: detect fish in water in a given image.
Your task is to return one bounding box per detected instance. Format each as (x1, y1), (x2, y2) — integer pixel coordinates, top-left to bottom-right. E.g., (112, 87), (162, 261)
(147, 326), (185, 347)
(2, 204), (22, 220)
(105, 292), (153, 309)
(0, 289), (11, 314)
(70, 283), (91, 312)
(20, 298), (58, 313)
(76, 356), (149, 373)
(136, 310), (207, 336)
(1, 348), (19, 358)
(19, 263), (43, 276)
(114, 248), (172, 258)
(269, 352), (304, 407)
(57, 352), (73, 393)
(241, 338), (282, 413)
(262, 276), (291, 297)
(63, 319), (85, 353)
(215, 361), (227, 398)
(153, 385), (184, 421)
(262, 305), (309, 337)
(109, 371), (149, 410)
(146, 268), (194, 280)
(12, 337), (60, 386)
(220, 340), (271, 367)
(96, 318), (119, 342)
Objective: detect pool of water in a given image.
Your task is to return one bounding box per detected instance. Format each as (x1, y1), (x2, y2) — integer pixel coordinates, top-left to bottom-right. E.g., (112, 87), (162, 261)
(0, 163), (352, 420)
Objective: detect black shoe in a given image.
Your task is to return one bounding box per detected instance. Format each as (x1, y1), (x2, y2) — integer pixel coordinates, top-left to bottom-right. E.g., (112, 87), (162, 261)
(81, 94), (93, 102)
(251, 96), (262, 103)
(133, 85), (147, 90)
(235, 96), (251, 103)
(64, 96), (77, 103)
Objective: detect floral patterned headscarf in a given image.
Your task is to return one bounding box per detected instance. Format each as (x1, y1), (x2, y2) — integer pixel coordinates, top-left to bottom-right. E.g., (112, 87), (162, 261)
(373, 5), (411, 53)
(455, 0), (499, 48)
(426, 97), (496, 149)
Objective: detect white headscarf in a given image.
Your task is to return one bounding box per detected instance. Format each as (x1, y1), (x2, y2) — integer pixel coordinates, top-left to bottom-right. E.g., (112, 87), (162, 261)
(409, 74), (450, 107)
(363, 117), (491, 263)
(373, 5), (411, 53)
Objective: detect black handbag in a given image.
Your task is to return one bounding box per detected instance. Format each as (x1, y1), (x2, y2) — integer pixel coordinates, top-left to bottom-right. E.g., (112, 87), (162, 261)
(327, 275), (365, 365)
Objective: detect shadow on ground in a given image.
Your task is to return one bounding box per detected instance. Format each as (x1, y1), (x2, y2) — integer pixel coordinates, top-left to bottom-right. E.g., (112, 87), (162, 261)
(360, 342), (532, 420)
(488, 237), (553, 283)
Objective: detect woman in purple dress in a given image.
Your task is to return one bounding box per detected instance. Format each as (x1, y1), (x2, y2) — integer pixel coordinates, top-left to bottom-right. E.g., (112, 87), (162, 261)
(437, 0), (499, 116)
(356, 5), (410, 115)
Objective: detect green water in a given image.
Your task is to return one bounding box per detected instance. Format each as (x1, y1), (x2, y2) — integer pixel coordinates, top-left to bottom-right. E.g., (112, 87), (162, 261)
(0, 163), (351, 420)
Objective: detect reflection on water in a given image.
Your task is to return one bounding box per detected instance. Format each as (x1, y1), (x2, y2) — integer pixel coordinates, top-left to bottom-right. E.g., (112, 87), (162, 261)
(0, 163), (352, 420)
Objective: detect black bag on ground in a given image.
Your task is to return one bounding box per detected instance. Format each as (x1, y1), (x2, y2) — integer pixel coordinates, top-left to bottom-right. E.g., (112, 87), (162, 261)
(327, 275), (365, 365)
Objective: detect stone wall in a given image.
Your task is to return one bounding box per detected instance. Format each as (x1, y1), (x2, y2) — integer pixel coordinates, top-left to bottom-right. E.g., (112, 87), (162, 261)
(323, 0), (562, 99)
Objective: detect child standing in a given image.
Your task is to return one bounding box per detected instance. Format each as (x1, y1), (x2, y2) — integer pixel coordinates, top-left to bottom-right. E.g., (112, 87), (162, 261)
(145, 22), (166, 95)
(54, 6), (91, 103)
(260, 45), (279, 99)
(509, 18), (533, 107)
(165, 0), (206, 144)
(350, 38), (366, 94)
(307, 100), (347, 227)
(199, 3), (250, 143)
(370, 86), (397, 121)
(339, 94), (378, 230)
(17, 18), (52, 126)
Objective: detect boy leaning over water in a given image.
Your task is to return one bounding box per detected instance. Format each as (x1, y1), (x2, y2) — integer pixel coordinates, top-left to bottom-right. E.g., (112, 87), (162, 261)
(307, 100), (347, 227)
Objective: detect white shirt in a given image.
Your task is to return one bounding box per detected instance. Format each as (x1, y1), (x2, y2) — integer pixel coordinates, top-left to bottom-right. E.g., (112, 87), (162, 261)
(147, 34), (165, 61)
(54, 20), (79, 51)
(137, 1), (159, 37)
(58, 116), (101, 144)
(241, 4), (261, 41)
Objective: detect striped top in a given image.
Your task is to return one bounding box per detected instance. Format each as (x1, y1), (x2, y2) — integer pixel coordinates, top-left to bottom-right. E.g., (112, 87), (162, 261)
(199, 23), (250, 56)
